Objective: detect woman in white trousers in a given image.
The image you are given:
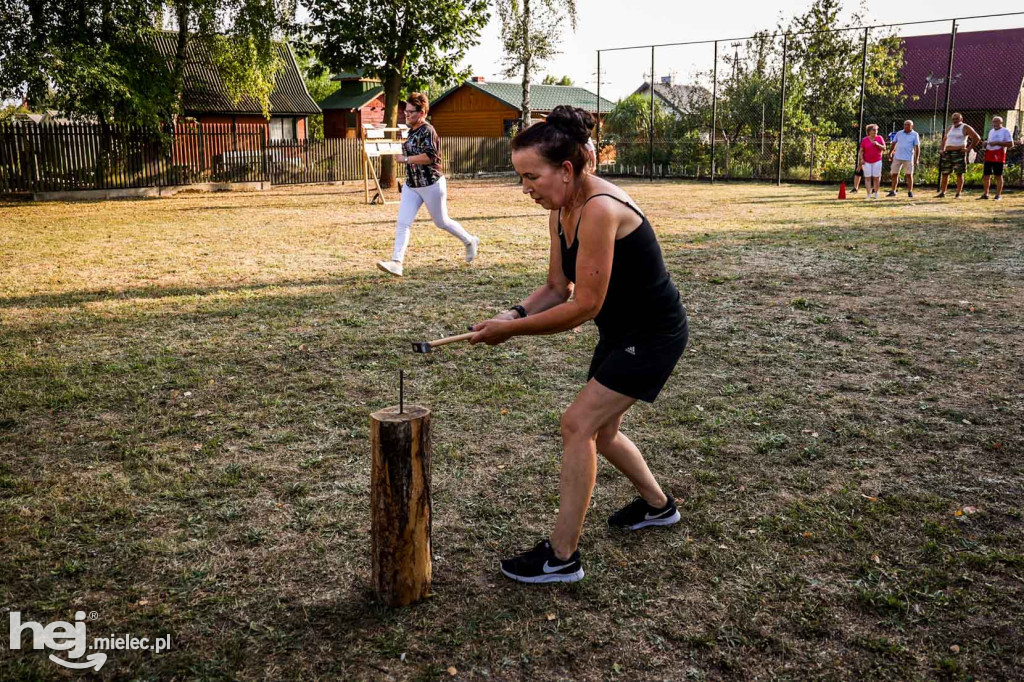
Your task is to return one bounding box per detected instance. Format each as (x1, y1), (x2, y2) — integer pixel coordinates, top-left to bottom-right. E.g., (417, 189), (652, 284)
(377, 92), (479, 277)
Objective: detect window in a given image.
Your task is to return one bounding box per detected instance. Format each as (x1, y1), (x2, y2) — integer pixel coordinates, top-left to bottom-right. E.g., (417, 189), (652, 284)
(345, 112), (357, 128)
(270, 117), (297, 141)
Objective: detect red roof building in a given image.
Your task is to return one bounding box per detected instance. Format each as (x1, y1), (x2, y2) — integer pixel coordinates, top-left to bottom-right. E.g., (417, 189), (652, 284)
(319, 72), (406, 139)
(898, 28), (1024, 137)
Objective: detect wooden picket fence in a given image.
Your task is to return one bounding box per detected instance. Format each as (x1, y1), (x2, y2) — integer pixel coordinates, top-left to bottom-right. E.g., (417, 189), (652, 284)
(0, 121), (514, 194)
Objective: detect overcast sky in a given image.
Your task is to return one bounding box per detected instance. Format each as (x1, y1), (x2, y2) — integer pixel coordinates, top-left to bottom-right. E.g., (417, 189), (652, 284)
(295, 1), (1020, 101)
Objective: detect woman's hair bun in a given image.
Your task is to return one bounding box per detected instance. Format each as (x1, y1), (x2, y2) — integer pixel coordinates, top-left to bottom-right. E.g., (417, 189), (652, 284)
(546, 105), (594, 144)
(511, 104), (596, 179)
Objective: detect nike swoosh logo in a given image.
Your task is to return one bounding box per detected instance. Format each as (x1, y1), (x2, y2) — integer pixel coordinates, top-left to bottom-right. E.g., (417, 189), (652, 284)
(543, 560), (574, 573)
(645, 508), (674, 520)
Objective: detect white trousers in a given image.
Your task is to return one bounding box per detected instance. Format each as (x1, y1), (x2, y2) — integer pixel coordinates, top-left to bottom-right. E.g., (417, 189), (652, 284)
(391, 176), (472, 262)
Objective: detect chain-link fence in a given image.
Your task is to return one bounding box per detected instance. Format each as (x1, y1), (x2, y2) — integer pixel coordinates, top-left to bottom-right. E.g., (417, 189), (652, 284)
(595, 12), (1024, 189)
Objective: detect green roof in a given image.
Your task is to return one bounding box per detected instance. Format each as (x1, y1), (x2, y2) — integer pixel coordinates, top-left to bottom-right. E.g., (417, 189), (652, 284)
(318, 86), (384, 111)
(434, 81), (615, 114)
(332, 69), (380, 82)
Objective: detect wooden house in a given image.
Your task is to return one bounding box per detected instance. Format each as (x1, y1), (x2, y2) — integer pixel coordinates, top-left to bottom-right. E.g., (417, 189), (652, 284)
(319, 72), (408, 139)
(150, 31), (321, 141)
(428, 78), (615, 137)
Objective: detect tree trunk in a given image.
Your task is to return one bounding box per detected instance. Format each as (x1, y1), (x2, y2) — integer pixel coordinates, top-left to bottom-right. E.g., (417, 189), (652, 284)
(100, 0), (113, 41)
(171, 2), (190, 125)
(380, 62), (404, 189)
(520, 0), (532, 128)
(26, 0), (48, 106)
(370, 405), (432, 607)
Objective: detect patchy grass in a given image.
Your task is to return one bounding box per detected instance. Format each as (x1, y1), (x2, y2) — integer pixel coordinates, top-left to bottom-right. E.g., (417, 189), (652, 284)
(1, 180), (1022, 680)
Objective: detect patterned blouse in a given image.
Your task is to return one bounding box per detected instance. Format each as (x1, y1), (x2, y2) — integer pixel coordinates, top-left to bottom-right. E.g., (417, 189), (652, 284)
(403, 123), (443, 188)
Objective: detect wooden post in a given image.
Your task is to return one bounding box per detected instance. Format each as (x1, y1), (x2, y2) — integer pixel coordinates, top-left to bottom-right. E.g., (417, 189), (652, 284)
(370, 405), (432, 607)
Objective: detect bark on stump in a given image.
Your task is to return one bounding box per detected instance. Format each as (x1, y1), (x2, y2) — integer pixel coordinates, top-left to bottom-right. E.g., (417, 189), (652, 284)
(370, 405), (432, 607)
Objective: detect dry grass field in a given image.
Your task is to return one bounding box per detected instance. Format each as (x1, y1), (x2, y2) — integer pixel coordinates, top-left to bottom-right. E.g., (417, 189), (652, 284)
(1, 179), (1022, 680)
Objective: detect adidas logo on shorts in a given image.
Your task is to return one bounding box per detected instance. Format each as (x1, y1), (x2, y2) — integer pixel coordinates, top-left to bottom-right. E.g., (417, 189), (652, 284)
(624, 346), (636, 355)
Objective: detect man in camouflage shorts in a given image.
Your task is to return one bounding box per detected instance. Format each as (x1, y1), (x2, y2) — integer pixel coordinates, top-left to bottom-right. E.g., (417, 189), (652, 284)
(937, 113), (981, 198)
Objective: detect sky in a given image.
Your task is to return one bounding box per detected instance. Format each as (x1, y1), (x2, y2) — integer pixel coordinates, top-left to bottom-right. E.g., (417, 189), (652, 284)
(323, 0), (1020, 102)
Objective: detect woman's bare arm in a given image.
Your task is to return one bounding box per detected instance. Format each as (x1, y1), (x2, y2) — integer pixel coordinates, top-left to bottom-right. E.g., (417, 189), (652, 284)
(471, 200), (615, 343)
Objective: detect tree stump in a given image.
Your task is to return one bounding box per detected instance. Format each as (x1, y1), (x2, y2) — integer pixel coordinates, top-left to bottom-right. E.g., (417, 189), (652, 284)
(370, 405), (432, 607)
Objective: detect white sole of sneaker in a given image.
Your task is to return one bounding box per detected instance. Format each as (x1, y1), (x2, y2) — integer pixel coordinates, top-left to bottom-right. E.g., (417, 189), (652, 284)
(376, 262), (402, 276)
(626, 509), (681, 531)
(500, 567), (585, 584)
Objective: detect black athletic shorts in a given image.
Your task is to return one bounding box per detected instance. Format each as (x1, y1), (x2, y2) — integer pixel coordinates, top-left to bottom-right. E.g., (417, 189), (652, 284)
(984, 161), (1004, 176)
(588, 316), (688, 403)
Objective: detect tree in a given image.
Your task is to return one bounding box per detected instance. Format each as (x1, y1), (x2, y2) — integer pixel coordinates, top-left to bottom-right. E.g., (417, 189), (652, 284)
(295, 50), (335, 140)
(0, 0), (292, 126)
(0, 0), (171, 124)
(0, 101), (29, 122)
(672, 0), (905, 178)
(302, 0), (488, 187)
(541, 74), (572, 86)
(602, 94), (675, 167)
(495, 0), (577, 128)
(164, 0), (292, 121)
(603, 94), (672, 141)
(784, 0), (903, 136)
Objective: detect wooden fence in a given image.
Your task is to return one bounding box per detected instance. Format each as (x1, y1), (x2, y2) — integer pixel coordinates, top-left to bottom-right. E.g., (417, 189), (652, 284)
(0, 122), (514, 194)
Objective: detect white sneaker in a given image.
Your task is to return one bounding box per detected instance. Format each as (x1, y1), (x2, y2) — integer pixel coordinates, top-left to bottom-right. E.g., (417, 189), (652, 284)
(376, 260), (403, 277)
(465, 236), (479, 264)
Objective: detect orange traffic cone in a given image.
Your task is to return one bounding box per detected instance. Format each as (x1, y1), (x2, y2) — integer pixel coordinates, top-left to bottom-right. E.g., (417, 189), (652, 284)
(838, 182), (847, 200)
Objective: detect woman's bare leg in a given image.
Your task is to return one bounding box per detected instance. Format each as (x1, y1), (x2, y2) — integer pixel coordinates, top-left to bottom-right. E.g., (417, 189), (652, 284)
(595, 414), (668, 508)
(549, 380), (637, 560)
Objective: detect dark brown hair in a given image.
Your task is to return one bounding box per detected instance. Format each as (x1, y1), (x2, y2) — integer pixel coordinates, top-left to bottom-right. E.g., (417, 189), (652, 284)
(511, 105), (595, 178)
(406, 92), (429, 115)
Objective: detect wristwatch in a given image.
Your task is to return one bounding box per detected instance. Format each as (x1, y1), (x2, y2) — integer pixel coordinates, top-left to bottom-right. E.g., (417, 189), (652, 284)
(510, 305), (528, 319)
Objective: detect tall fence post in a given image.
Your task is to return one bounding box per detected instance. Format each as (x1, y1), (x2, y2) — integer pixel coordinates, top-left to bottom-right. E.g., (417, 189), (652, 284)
(942, 20), (958, 131)
(777, 33), (788, 186)
(596, 50), (601, 175)
(649, 45), (655, 183)
(260, 127), (269, 185)
(199, 124), (207, 179)
(711, 40), (718, 184)
(855, 27), (868, 177)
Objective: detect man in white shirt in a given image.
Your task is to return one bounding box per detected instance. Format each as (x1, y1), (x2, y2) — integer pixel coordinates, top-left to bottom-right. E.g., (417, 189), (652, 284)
(937, 113), (981, 198)
(979, 116), (1015, 201)
(886, 120), (920, 198)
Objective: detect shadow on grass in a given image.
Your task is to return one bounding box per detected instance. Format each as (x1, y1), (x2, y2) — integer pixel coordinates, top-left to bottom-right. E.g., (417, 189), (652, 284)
(0, 271), (432, 310)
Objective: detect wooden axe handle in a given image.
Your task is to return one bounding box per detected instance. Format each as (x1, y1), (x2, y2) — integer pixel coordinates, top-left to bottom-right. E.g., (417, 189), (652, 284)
(428, 332), (475, 348)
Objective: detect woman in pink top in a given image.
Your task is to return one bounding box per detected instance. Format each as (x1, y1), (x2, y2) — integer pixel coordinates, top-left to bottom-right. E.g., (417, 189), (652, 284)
(857, 124), (886, 199)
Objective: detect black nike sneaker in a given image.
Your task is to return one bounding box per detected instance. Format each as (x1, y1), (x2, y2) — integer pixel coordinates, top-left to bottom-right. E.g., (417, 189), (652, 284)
(608, 495), (680, 531)
(499, 540), (584, 584)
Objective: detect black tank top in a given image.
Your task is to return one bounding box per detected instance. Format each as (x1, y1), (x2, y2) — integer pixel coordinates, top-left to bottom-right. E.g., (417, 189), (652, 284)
(558, 193), (685, 342)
